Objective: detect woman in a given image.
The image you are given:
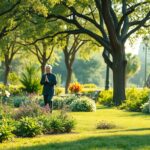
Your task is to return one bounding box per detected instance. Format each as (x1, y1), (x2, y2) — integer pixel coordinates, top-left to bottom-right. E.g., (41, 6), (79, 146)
(40, 65), (57, 113)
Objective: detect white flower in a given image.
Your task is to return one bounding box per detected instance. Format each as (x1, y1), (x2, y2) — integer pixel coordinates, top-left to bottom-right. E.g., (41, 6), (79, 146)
(5, 90), (10, 97)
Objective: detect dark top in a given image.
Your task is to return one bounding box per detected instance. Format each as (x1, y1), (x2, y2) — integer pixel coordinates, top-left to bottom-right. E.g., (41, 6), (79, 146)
(40, 73), (57, 95)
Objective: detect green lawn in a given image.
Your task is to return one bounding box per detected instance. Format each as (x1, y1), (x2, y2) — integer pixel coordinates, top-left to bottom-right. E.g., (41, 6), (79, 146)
(1, 106), (150, 150)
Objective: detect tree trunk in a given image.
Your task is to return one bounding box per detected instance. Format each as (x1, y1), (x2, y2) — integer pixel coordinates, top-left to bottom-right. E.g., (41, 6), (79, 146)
(65, 67), (72, 94)
(41, 62), (46, 74)
(4, 64), (10, 85)
(112, 54), (126, 106)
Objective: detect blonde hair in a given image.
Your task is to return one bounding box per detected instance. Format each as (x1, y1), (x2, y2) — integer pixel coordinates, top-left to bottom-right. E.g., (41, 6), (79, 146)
(45, 64), (52, 73)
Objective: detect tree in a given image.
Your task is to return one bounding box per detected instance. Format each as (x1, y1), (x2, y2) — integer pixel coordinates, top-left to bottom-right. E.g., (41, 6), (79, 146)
(0, 35), (21, 85)
(20, 40), (58, 74)
(63, 35), (88, 93)
(0, 0), (21, 41)
(125, 53), (140, 86)
(145, 74), (150, 88)
(34, 0), (150, 105)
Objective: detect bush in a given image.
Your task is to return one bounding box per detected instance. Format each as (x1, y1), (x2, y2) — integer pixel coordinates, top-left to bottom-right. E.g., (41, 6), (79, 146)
(96, 120), (116, 129)
(37, 112), (75, 134)
(13, 102), (47, 120)
(70, 96), (96, 112)
(69, 82), (83, 94)
(98, 90), (113, 107)
(120, 88), (150, 112)
(49, 113), (75, 134)
(55, 87), (64, 96)
(0, 105), (13, 119)
(53, 96), (64, 109)
(52, 95), (77, 110)
(98, 88), (150, 112)
(20, 64), (41, 93)
(64, 95), (77, 105)
(15, 117), (43, 137)
(83, 84), (97, 89)
(0, 119), (15, 143)
(141, 102), (150, 114)
(13, 96), (29, 107)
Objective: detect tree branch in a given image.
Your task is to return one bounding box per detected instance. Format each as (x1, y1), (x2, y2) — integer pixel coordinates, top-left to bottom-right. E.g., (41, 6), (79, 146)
(102, 48), (113, 69)
(0, 0), (21, 17)
(117, 1), (149, 35)
(123, 11), (150, 42)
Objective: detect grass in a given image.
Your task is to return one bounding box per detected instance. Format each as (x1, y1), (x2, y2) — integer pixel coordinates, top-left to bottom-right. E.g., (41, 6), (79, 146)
(0, 106), (150, 150)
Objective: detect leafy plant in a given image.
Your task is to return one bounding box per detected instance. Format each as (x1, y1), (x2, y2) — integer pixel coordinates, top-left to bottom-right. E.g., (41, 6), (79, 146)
(0, 119), (15, 143)
(97, 120), (116, 129)
(70, 96), (96, 112)
(14, 117), (43, 137)
(141, 102), (150, 114)
(69, 82), (83, 94)
(20, 64), (41, 93)
(13, 102), (48, 120)
(98, 90), (113, 107)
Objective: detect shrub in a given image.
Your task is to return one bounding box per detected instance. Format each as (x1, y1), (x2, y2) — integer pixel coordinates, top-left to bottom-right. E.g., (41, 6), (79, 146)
(141, 102), (150, 114)
(70, 96), (96, 112)
(37, 112), (75, 134)
(63, 118), (75, 133)
(98, 88), (150, 111)
(49, 116), (65, 133)
(13, 96), (29, 107)
(20, 64), (41, 93)
(0, 119), (15, 143)
(0, 105), (13, 119)
(64, 95), (77, 105)
(55, 87), (64, 96)
(98, 90), (113, 107)
(96, 120), (116, 129)
(13, 102), (47, 120)
(53, 96), (64, 109)
(120, 88), (150, 112)
(49, 113), (75, 133)
(52, 95), (77, 110)
(8, 72), (20, 85)
(14, 117), (43, 137)
(69, 82), (83, 94)
(83, 84), (97, 89)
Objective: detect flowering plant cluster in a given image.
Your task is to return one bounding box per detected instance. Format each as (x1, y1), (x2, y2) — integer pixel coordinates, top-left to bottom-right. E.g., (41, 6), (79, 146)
(69, 82), (83, 94)
(0, 90), (10, 104)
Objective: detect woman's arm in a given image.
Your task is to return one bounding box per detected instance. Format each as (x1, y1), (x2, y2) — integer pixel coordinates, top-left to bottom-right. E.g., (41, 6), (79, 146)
(40, 75), (46, 85)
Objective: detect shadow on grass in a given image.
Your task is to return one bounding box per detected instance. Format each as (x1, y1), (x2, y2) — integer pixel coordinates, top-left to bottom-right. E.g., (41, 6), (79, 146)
(96, 105), (115, 110)
(101, 127), (150, 133)
(10, 134), (150, 150)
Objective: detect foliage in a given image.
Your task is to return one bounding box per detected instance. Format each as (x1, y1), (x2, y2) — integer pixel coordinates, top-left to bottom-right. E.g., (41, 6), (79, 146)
(55, 87), (64, 96)
(70, 96), (96, 112)
(125, 53), (141, 83)
(14, 117), (43, 137)
(0, 119), (15, 143)
(13, 96), (29, 107)
(141, 102), (150, 114)
(52, 96), (64, 110)
(8, 72), (20, 85)
(98, 88), (150, 111)
(120, 88), (150, 112)
(83, 84), (98, 89)
(13, 102), (47, 120)
(20, 64), (41, 93)
(69, 82), (83, 94)
(96, 120), (116, 129)
(98, 90), (113, 107)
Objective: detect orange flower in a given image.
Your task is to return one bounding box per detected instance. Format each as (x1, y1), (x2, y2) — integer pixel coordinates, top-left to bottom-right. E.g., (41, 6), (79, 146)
(69, 82), (82, 94)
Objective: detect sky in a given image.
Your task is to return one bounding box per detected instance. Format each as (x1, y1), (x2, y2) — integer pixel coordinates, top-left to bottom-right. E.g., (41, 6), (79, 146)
(125, 38), (142, 55)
